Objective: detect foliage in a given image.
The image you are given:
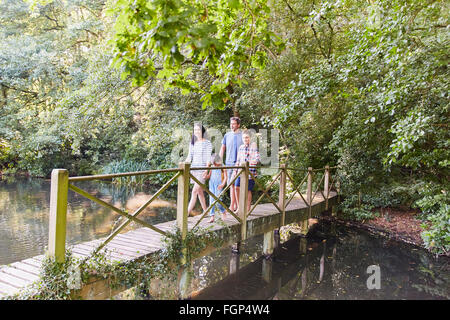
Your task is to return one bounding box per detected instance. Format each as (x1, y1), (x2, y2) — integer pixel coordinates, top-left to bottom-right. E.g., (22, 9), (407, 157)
(414, 186), (450, 255)
(107, 0), (284, 109)
(100, 159), (151, 185)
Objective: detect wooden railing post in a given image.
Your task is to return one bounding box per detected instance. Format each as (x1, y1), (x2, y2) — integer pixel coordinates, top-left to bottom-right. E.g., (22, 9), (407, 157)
(278, 164), (286, 226)
(239, 161), (249, 241)
(307, 167), (313, 219)
(324, 165), (330, 210)
(48, 169), (69, 263)
(177, 162), (190, 259)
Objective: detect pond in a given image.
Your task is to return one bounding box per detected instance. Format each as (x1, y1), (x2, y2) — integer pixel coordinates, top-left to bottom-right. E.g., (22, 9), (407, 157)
(1, 176), (449, 300)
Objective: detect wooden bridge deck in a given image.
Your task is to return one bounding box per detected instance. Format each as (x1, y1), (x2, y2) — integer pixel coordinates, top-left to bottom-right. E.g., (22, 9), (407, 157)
(0, 191), (338, 298)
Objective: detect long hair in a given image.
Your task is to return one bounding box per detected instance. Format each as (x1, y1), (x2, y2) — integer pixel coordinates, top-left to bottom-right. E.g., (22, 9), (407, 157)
(191, 123), (206, 145)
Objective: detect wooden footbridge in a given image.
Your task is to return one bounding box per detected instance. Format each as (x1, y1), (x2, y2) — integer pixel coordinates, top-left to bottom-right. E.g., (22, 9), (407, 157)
(0, 162), (340, 299)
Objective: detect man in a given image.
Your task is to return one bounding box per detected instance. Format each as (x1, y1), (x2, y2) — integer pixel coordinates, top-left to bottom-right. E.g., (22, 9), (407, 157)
(219, 117), (243, 212)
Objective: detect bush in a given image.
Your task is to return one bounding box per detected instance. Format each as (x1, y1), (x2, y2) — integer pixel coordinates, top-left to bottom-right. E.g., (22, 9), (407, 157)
(414, 190), (450, 255)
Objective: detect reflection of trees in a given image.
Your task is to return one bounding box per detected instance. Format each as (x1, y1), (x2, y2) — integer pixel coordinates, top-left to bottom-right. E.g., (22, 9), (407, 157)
(284, 221), (450, 300)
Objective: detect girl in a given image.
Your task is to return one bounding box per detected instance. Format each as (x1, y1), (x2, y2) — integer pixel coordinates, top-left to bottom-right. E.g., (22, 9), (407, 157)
(205, 154), (228, 223)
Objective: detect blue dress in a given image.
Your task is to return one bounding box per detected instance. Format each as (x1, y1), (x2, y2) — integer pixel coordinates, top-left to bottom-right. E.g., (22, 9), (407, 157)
(209, 169), (225, 216)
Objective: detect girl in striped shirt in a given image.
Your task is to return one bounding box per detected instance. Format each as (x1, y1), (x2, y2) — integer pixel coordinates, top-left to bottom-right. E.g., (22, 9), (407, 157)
(185, 123), (212, 215)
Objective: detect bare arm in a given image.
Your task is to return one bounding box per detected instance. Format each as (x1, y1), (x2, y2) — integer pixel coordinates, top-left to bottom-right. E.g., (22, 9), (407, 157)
(219, 169), (227, 189)
(219, 144), (226, 160)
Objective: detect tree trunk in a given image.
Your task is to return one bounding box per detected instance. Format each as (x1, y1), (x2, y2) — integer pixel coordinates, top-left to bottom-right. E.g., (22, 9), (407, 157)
(227, 84), (239, 117)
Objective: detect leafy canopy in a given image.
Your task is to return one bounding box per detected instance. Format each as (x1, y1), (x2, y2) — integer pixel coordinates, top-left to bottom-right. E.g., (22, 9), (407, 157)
(106, 0), (284, 109)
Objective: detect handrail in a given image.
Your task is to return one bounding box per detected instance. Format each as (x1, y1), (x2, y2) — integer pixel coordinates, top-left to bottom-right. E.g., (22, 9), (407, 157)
(68, 168), (182, 181)
(190, 166), (244, 171)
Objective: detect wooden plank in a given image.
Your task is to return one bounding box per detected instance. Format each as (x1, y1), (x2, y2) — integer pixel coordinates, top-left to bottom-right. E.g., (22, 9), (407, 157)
(0, 272), (31, 288)
(104, 241), (151, 257)
(114, 235), (162, 250)
(0, 281), (19, 297)
(131, 229), (166, 242)
(9, 262), (41, 276)
(71, 245), (128, 263)
(118, 232), (163, 246)
(21, 258), (43, 269)
(74, 244), (133, 262)
(76, 239), (147, 258)
(0, 266), (40, 283)
(119, 234), (164, 249)
(0, 191), (338, 301)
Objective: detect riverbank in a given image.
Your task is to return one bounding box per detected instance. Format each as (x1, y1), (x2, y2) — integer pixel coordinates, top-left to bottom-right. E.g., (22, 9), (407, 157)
(320, 207), (449, 257)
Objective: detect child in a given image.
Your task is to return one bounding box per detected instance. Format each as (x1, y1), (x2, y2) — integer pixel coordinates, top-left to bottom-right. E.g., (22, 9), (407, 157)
(234, 130), (260, 213)
(205, 154), (228, 223)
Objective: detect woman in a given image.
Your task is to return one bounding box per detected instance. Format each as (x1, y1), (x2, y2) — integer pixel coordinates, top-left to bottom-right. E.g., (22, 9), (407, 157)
(185, 123), (212, 215)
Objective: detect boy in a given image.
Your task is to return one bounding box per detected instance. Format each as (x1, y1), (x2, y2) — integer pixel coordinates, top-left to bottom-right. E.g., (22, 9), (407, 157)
(234, 130), (260, 213)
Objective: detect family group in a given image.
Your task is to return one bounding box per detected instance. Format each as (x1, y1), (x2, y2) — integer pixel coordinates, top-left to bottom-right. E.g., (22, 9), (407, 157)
(185, 117), (261, 223)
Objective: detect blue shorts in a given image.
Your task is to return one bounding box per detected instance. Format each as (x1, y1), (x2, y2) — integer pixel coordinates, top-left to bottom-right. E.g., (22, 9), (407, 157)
(235, 177), (255, 191)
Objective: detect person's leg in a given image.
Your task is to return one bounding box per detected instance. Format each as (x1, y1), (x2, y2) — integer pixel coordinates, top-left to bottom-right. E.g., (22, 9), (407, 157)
(209, 184), (215, 217)
(247, 179), (255, 212)
(188, 184), (198, 214)
(228, 169), (237, 211)
(229, 185), (237, 211)
(197, 184), (208, 212)
(234, 176), (241, 213)
(208, 184), (216, 222)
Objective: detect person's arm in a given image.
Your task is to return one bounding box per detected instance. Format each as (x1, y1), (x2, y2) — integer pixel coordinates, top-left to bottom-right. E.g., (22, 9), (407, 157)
(220, 134), (226, 160)
(205, 163), (212, 179)
(219, 169), (227, 189)
(250, 142), (261, 165)
(203, 140), (213, 179)
(219, 144), (226, 160)
(234, 147), (242, 176)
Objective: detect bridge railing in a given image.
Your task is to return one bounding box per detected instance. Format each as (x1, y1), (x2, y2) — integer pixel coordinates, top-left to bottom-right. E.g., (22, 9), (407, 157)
(191, 162), (340, 241)
(48, 163), (339, 263)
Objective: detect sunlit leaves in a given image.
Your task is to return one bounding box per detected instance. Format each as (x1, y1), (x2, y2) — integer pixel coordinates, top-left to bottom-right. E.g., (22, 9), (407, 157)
(107, 0), (284, 109)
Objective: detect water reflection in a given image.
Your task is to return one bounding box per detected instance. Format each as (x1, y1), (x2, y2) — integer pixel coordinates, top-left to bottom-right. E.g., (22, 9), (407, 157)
(183, 221), (449, 300)
(0, 176), (177, 265)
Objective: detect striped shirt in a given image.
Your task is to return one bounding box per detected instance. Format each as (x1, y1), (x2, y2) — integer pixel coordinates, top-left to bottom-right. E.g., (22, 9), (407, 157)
(235, 143), (261, 178)
(186, 139), (213, 167)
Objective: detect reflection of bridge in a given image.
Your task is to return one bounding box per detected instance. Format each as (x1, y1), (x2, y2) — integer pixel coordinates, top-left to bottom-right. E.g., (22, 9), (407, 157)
(193, 233), (331, 300)
(0, 163), (340, 299)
